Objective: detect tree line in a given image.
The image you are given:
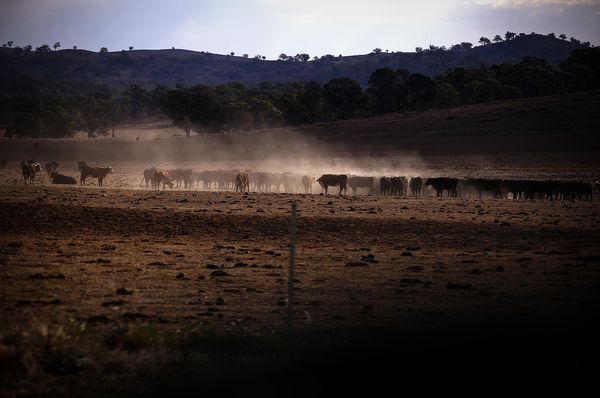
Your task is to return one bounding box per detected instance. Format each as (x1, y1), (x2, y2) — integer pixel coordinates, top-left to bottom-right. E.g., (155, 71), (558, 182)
(2, 47), (598, 138)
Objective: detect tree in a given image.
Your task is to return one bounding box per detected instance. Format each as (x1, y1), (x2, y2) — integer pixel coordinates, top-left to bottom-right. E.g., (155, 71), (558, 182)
(73, 45), (77, 50)
(405, 73), (437, 109)
(371, 48), (382, 54)
(53, 42), (61, 51)
(547, 33), (556, 39)
(294, 53), (310, 62)
(230, 52), (235, 56)
(367, 68), (401, 113)
(12, 113), (44, 138)
(24, 45), (32, 52)
(415, 47), (423, 53)
(493, 35), (503, 43)
(505, 31), (516, 41)
(559, 34), (567, 40)
(570, 37), (581, 45)
(323, 77), (367, 119)
(129, 46), (134, 51)
(243, 54), (249, 58)
(7, 41), (13, 48)
(100, 47), (108, 53)
(35, 44), (51, 53)
(479, 37), (491, 45)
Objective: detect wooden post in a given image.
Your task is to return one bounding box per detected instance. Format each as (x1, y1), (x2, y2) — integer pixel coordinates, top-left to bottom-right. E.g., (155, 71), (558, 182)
(288, 202), (297, 334)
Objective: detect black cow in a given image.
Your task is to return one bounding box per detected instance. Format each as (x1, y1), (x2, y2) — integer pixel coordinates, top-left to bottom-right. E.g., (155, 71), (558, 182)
(425, 177), (459, 197)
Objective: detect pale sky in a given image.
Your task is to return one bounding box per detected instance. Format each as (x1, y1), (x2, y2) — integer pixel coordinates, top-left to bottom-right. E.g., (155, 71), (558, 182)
(1, 0), (599, 58)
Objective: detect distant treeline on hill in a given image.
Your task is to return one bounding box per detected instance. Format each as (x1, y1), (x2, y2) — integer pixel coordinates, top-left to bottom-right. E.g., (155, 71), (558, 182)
(1, 47), (599, 138)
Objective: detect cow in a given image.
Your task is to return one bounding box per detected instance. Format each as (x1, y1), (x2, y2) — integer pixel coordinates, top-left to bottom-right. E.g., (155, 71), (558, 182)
(78, 160), (87, 171)
(425, 177), (459, 197)
(50, 172), (77, 185)
(141, 167), (157, 187)
(22, 162), (42, 185)
(409, 177), (423, 196)
(317, 174), (347, 195)
(348, 176), (374, 195)
(390, 177), (408, 196)
(152, 169), (173, 190)
(380, 177), (391, 195)
(235, 172), (250, 192)
(80, 165), (112, 186)
(169, 168), (193, 189)
(302, 175), (316, 194)
(45, 161), (59, 176)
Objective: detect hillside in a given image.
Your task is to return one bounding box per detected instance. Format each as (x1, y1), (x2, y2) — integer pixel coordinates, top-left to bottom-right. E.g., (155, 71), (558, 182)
(0, 34), (587, 88)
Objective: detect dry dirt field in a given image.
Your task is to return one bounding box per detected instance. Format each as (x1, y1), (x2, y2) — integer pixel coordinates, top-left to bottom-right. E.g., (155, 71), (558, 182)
(1, 174), (599, 395)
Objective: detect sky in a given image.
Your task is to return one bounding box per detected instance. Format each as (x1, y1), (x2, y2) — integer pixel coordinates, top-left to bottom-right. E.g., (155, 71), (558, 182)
(1, 0), (599, 58)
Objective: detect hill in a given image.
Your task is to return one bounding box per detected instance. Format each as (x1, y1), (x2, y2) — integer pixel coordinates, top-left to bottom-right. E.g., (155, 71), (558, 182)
(0, 34), (587, 88)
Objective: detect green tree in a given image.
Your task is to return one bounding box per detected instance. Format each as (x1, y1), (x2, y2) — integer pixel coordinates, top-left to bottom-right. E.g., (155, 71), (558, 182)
(504, 31), (516, 41)
(12, 113), (44, 138)
(323, 77), (366, 119)
(367, 68), (400, 113)
(35, 44), (51, 53)
(493, 35), (503, 43)
(479, 37), (491, 45)
(53, 41), (61, 50)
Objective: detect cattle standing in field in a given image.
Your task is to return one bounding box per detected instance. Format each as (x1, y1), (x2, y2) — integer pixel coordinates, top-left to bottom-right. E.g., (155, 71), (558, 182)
(80, 165), (112, 186)
(152, 169), (173, 190)
(391, 177), (408, 196)
(235, 172), (250, 192)
(425, 177), (459, 197)
(317, 174), (347, 195)
(302, 175), (316, 194)
(348, 176), (374, 195)
(380, 177), (391, 195)
(21, 162), (42, 185)
(169, 168), (193, 189)
(409, 177), (423, 196)
(141, 167), (157, 187)
(50, 172), (77, 185)
(45, 161), (59, 176)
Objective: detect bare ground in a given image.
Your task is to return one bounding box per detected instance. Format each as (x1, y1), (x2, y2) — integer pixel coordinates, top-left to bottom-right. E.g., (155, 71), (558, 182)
(1, 182), (599, 395)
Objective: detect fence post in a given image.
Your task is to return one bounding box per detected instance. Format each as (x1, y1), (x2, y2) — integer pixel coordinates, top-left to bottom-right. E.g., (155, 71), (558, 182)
(288, 202), (297, 334)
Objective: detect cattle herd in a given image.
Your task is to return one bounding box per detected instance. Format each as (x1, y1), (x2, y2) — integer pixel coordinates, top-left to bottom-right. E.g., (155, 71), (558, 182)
(6, 160), (600, 201)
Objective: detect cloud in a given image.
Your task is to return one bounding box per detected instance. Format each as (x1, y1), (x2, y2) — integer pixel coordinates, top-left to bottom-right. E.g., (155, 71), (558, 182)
(466, 0), (600, 7)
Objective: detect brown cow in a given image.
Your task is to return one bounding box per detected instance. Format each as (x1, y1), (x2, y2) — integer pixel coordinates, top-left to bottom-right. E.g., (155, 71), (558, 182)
(153, 169), (174, 190)
(140, 167), (157, 187)
(235, 172), (250, 192)
(317, 174), (347, 195)
(22, 162), (42, 185)
(80, 165), (112, 186)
